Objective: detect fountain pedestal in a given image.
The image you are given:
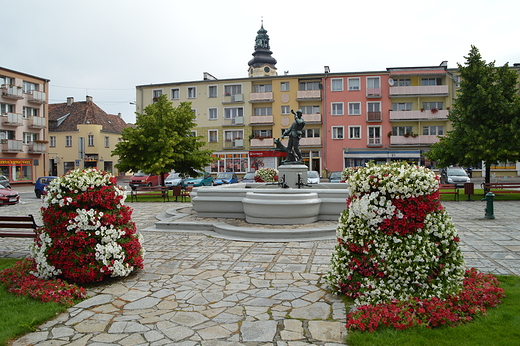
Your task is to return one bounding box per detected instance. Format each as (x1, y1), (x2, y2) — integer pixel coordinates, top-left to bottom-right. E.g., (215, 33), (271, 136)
(278, 164), (308, 188)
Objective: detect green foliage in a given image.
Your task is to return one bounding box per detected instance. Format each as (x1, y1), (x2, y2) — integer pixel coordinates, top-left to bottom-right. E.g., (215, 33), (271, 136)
(427, 46), (520, 168)
(113, 94), (214, 177)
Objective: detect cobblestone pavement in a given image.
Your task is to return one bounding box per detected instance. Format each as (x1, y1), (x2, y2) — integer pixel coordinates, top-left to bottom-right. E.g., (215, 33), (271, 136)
(0, 189), (519, 345)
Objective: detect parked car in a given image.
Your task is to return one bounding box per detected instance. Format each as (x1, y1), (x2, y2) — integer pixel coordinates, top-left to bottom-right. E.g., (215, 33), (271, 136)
(0, 175), (11, 188)
(129, 171), (161, 190)
(183, 172), (213, 188)
(307, 171), (320, 184)
(0, 184), (20, 205)
(439, 167), (471, 187)
(213, 172), (238, 185)
(35, 176), (58, 198)
(328, 171), (343, 183)
(164, 173), (184, 189)
(241, 172), (256, 183)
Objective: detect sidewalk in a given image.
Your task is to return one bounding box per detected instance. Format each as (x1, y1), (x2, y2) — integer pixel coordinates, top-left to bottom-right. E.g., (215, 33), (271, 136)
(0, 198), (519, 345)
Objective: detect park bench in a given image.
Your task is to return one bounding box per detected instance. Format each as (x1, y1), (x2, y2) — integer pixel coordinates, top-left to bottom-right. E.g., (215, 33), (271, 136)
(481, 182), (520, 195)
(0, 215), (40, 238)
(130, 186), (170, 202)
(439, 184), (459, 201)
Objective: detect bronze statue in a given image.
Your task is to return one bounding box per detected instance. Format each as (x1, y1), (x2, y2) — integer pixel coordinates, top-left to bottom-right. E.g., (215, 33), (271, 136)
(277, 109), (305, 163)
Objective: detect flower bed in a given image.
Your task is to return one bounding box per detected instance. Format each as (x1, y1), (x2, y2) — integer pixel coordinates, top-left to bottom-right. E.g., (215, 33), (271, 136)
(30, 168), (145, 284)
(254, 167), (278, 182)
(324, 162), (501, 331)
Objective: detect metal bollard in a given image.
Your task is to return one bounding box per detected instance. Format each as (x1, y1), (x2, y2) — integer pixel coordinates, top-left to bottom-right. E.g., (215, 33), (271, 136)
(484, 192), (495, 219)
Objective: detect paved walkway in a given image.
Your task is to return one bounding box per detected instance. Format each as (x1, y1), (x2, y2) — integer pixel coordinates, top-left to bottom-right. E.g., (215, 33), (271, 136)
(0, 191), (519, 345)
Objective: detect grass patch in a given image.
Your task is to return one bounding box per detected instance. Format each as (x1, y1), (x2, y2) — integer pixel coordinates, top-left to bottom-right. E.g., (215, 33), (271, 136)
(347, 275), (520, 346)
(0, 259), (70, 346)
(440, 189), (520, 202)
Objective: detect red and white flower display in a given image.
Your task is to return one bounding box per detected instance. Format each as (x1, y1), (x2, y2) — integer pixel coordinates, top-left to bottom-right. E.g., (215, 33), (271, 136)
(30, 168), (144, 283)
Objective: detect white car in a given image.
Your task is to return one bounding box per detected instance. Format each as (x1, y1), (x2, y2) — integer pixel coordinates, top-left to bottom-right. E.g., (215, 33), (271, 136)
(164, 173), (184, 189)
(307, 171), (320, 184)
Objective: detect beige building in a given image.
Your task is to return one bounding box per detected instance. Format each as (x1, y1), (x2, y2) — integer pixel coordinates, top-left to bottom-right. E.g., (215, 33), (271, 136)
(48, 96), (128, 176)
(1, 67), (49, 186)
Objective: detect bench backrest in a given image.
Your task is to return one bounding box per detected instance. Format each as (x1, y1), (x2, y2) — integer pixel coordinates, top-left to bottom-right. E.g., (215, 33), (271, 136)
(0, 215), (39, 229)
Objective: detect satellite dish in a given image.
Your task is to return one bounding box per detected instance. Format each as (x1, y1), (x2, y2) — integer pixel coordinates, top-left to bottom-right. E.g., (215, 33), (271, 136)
(388, 78), (394, 86)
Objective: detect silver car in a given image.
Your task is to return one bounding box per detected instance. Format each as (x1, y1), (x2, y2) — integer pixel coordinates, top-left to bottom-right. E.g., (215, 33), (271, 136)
(0, 175), (11, 188)
(440, 167), (471, 187)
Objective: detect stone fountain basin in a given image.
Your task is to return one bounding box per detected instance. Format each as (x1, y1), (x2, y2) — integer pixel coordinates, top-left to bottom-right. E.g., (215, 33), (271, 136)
(191, 183), (349, 224)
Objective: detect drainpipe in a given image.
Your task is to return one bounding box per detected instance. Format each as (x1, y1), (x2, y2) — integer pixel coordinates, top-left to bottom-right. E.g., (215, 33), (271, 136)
(323, 66), (329, 176)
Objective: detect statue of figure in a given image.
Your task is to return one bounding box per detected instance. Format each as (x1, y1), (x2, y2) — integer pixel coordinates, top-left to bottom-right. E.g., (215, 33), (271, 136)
(280, 109), (306, 163)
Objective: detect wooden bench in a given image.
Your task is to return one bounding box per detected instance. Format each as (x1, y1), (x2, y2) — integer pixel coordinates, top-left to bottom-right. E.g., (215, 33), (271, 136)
(481, 182), (520, 194)
(0, 215), (40, 238)
(130, 186), (170, 202)
(439, 184), (459, 201)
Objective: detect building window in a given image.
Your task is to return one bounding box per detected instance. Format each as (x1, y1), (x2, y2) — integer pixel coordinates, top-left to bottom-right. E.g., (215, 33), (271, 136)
(331, 78), (343, 91)
(208, 108), (218, 120)
(187, 87), (197, 99)
(281, 105), (290, 114)
(192, 108), (197, 120)
(208, 130), (218, 142)
(88, 134), (94, 146)
(280, 82), (290, 91)
(253, 129), (273, 138)
(392, 126), (413, 136)
(208, 85), (218, 98)
(23, 81), (38, 93)
(348, 78), (360, 91)
(300, 105), (320, 114)
(349, 126), (361, 139)
(368, 126), (382, 145)
(23, 107), (38, 118)
(348, 102), (361, 115)
(104, 136), (109, 147)
(224, 130), (243, 142)
(253, 84), (272, 92)
(423, 126), (444, 136)
(254, 107), (272, 116)
(50, 136), (56, 147)
(224, 84), (242, 95)
(332, 126), (344, 139)
(331, 103), (344, 116)
(1, 103), (14, 114)
(23, 132), (39, 144)
(367, 77), (380, 89)
(224, 107), (243, 119)
(0, 76), (14, 85)
(393, 78), (411, 87)
(299, 81), (320, 90)
(392, 102), (413, 111)
(303, 128), (320, 138)
(152, 89), (162, 98)
(171, 88), (180, 99)
(0, 129), (15, 141)
(422, 102), (444, 110)
(421, 78), (442, 86)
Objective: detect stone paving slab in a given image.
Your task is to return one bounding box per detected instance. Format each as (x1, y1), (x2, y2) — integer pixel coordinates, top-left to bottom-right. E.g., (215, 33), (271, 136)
(1, 196), (519, 345)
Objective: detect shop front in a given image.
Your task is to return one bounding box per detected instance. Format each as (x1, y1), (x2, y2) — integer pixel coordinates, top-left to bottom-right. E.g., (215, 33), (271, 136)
(0, 158), (34, 184)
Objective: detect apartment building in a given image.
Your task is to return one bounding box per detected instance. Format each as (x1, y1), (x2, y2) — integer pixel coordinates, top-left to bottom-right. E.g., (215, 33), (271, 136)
(0, 67), (49, 186)
(48, 96), (128, 176)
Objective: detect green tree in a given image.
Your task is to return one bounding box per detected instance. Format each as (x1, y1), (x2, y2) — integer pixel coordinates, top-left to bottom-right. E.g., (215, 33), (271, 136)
(427, 46), (520, 183)
(113, 94), (214, 179)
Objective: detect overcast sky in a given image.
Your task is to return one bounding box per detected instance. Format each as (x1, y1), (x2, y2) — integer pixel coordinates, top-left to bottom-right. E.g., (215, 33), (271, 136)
(3, 0), (519, 124)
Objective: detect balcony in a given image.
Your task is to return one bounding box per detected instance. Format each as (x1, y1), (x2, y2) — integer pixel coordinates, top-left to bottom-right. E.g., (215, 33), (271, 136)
(28, 142), (47, 153)
(222, 116), (244, 126)
(222, 93), (244, 103)
(390, 135), (441, 146)
(390, 109), (449, 121)
(302, 113), (322, 123)
(389, 85), (449, 97)
(28, 90), (47, 104)
(223, 139), (244, 149)
(300, 137), (322, 146)
(1, 139), (23, 152)
(367, 111), (382, 122)
(249, 92), (273, 103)
(250, 115), (274, 125)
(367, 88), (381, 98)
(28, 116), (47, 128)
(250, 138), (274, 148)
(296, 90), (321, 100)
(1, 112), (23, 126)
(1, 84), (24, 99)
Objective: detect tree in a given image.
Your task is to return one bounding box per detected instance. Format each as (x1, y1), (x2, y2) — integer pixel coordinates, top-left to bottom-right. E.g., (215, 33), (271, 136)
(113, 94), (214, 179)
(427, 46), (520, 184)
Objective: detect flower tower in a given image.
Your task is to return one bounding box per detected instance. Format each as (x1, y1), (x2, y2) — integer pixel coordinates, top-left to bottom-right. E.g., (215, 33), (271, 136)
(254, 167), (278, 182)
(326, 162), (465, 306)
(31, 168), (144, 283)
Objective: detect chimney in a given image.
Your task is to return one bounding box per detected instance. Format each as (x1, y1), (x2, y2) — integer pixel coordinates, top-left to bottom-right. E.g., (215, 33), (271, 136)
(117, 112), (122, 118)
(86, 95), (93, 102)
(67, 97), (74, 106)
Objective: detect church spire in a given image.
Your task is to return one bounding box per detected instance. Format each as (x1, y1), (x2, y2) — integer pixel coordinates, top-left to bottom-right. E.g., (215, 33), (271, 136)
(248, 21), (277, 77)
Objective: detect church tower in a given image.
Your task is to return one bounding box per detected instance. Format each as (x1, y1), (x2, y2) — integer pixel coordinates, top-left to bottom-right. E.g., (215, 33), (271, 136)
(248, 22), (277, 77)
